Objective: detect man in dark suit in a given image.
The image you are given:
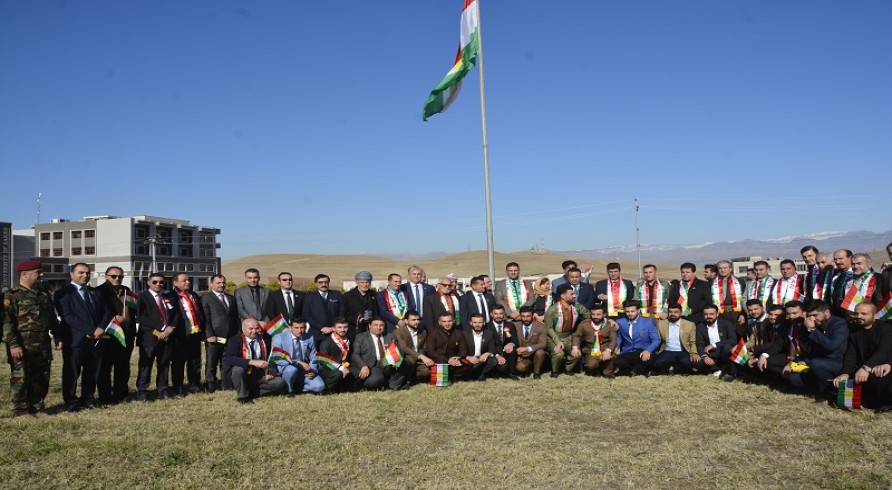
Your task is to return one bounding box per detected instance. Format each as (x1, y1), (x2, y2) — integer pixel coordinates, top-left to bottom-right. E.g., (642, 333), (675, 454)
(799, 300), (849, 401)
(400, 265), (436, 322)
(393, 311), (433, 384)
(54, 262), (114, 411)
(222, 318), (286, 403)
(514, 306), (549, 379)
(379, 273), (410, 332)
(349, 318), (406, 390)
(423, 277), (461, 331)
(136, 273), (183, 401)
(668, 262), (711, 325)
(694, 304), (739, 381)
(315, 318), (355, 392)
(170, 272), (206, 395)
(463, 313), (505, 381)
(234, 268), (269, 322)
(459, 276), (497, 328)
(95, 266), (137, 405)
(592, 263), (635, 317)
(874, 242), (892, 306)
(302, 274), (346, 343)
(555, 267), (597, 311)
(426, 311), (470, 381)
(263, 272), (304, 325)
(201, 274), (239, 392)
(487, 305), (519, 379)
(343, 271), (379, 338)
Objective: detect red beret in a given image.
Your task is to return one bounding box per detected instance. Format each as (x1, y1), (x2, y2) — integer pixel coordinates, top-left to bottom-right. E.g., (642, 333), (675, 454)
(16, 260), (42, 272)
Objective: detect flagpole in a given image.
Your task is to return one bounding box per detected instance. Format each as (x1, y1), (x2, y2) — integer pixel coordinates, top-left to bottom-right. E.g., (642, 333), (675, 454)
(476, 0), (496, 283)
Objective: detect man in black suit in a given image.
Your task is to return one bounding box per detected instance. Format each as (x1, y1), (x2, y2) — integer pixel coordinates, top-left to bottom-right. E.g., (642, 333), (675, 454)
(463, 313), (505, 381)
(423, 277), (461, 331)
(798, 300), (849, 401)
(400, 265), (437, 322)
(349, 318), (406, 390)
(136, 273), (183, 401)
(343, 271), (379, 338)
(201, 274), (239, 392)
(234, 268), (269, 322)
(316, 318), (355, 392)
(222, 318), (286, 403)
(54, 262), (114, 411)
(668, 262), (711, 325)
(564, 267), (598, 310)
(592, 263), (635, 317)
(460, 276), (497, 328)
(264, 272), (304, 325)
(302, 274), (346, 343)
(170, 273), (206, 395)
(694, 304), (739, 382)
(95, 266), (137, 405)
(487, 305), (519, 379)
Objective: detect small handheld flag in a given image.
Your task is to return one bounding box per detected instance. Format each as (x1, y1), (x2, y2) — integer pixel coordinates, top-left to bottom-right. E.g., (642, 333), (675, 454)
(264, 315), (289, 337)
(124, 291), (138, 309)
(104, 318), (127, 348)
(381, 341), (403, 368)
(430, 364), (450, 387)
(729, 338), (750, 365)
(837, 379), (862, 410)
(314, 353), (340, 371)
(268, 346), (293, 364)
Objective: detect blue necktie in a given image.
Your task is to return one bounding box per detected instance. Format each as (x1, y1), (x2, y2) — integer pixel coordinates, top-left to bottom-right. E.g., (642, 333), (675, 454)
(414, 284), (422, 316)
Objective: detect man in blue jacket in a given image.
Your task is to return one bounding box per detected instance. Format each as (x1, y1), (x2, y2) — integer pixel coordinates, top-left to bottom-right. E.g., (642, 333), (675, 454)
(614, 300), (661, 376)
(798, 300), (849, 401)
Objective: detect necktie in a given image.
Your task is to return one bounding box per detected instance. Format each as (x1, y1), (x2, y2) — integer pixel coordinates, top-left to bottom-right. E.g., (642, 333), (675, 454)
(249, 340), (258, 359)
(496, 323), (503, 342)
(156, 293), (168, 325)
(524, 325), (530, 339)
(293, 337), (303, 362)
(219, 293), (228, 308)
(477, 294), (487, 321)
(573, 285), (579, 297)
(286, 291), (294, 317)
(414, 284), (422, 316)
(251, 287), (259, 308)
(375, 335), (385, 361)
(322, 291), (328, 301)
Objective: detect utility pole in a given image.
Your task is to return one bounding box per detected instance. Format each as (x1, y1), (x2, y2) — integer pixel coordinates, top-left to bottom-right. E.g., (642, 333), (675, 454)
(143, 234), (166, 273)
(635, 198), (641, 281)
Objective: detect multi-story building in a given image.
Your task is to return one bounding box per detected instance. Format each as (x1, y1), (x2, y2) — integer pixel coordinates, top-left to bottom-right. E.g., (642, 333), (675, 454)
(32, 215), (221, 292)
(730, 256), (807, 279)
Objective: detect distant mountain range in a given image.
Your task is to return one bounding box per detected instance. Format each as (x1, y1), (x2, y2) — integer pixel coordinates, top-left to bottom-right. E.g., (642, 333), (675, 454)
(561, 230), (892, 264)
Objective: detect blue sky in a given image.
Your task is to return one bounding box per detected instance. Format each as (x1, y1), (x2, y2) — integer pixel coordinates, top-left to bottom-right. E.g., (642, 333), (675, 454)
(2, 0), (890, 259)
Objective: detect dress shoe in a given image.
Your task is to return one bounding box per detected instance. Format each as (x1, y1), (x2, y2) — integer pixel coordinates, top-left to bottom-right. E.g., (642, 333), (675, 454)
(66, 402), (80, 413)
(550, 372), (560, 379)
(645, 370), (655, 378)
(287, 393), (296, 398)
(532, 374), (542, 380)
(236, 397), (254, 404)
(205, 384), (216, 394)
(720, 373), (736, 382)
(603, 373), (616, 379)
(136, 392), (149, 402)
(30, 401), (45, 413)
(188, 385), (202, 394)
(566, 371), (576, 376)
(875, 406), (891, 414)
(83, 400), (100, 409)
(509, 375), (520, 381)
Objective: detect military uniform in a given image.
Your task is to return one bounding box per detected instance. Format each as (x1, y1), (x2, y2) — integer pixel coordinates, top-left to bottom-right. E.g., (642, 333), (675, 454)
(3, 284), (60, 415)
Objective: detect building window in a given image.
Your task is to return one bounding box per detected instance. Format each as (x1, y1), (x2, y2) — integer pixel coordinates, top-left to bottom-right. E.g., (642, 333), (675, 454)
(135, 227), (147, 239)
(158, 246), (171, 256)
(52, 231), (63, 240)
(179, 247), (192, 257)
(200, 249), (215, 258)
(157, 228), (171, 239)
(40, 232), (50, 240)
(71, 230), (82, 239)
(39, 249), (50, 257)
(178, 231), (192, 243)
(136, 245), (148, 255)
(738, 266), (748, 274)
(84, 230), (95, 238)
(53, 264), (65, 273)
(72, 247), (82, 256)
(84, 246), (95, 255)
(53, 248), (63, 257)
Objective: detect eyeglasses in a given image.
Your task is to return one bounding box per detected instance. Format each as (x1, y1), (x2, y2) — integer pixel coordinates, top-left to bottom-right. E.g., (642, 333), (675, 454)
(281, 278), (293, 281)
(150, 280), (164, 285)
(316, 281), (329, 284)
(439, 283), (451, 287)
(107, 274), (123, 279)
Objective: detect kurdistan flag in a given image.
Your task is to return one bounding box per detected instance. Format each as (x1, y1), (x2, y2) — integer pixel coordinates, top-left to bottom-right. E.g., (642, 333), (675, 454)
(422, 0), (480, 121)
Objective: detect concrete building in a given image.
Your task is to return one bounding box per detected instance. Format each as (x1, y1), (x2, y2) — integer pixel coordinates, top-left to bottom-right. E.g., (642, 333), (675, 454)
(730, 256), (807, 279)
(32, 215), (221, 292)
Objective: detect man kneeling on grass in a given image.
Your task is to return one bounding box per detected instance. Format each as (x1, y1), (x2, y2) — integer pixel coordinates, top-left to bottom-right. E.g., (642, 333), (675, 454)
(223, 318), (286, 404)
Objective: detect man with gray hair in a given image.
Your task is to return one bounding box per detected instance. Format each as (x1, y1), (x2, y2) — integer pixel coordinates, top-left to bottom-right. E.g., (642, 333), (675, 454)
(400, 265), (436, 321)
(833, 253), (877, 319)
(811, 252), (836, 304)
(712, 260), (746, 327)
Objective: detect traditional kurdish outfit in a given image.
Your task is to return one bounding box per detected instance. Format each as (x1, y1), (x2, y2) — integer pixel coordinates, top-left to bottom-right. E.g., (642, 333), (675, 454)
(605, 279), (627, 317)
(771, 275), (803, 306)
(637, 280), (669, 318)
(504, 278), (530, 312)
(711, 276), (743, 314)
(383, 287), (407, 320)
(675, 280), (695, 317)
(439, 291), (461, 325)
(746, 276), (776, 306)
(834, 269), (877, 313)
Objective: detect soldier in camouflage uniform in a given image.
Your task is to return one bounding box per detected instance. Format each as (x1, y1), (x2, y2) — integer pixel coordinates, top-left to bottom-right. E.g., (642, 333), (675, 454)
(2, 261), (60, 416)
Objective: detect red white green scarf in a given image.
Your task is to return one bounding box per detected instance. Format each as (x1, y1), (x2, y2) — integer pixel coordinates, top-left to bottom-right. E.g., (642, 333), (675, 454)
(384, 287), (407, 319)
(505, 278), (529, 310)
(606, 279), (626, 317)
(555, 300), (579, 333)
(177, 290), (201, 335)
(840, 270), (876, 312)
(590, 319), (605, 355)
(637, 280), (668, 317)
(439, 292), (460, 324)
(240, 334), (267, 360)
(748, 277), (775, 306)
(676, 280), (694, 316)
(711, 277), (742, 313)
(772, 275), (803, 305)
(332, 333), (350, 361)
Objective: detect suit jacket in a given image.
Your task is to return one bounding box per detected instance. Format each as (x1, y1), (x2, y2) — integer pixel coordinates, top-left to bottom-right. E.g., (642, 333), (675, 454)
(459, 291), (497, 328)
(264, 289), (304, 324)
(350, 331), (396, 371)
(201, 291), (239, 340)
(799, 315), (848, 362)
(743, 277), (777, 306)
(874, 268), (892, 306)
(543, 302), (590, 335)
(271, 329), (317, 371)
(493, 278), (534, 317)
(668, 279), (711, 324)
(592, 279), (635, 311)
(54, 283), (114, 348)
(302, 290), (346, 341)
(377, 289), (409, 332)
(513, 321), (548, 353)
(400, 281), (437, 319)
(394, 326), (427, 366)
(171, 288), (207, 339)
(342, 288), (379, 332)
(695, 319), (738, 356)
(136, 290), (183, 348)
(425, 327), (468, 364)
(222, 334), (278, 382)
(423, 292), (460, 330)
(767, 275), (806, 307)
(615, 316), (661, 353)
(655, 318), (697, 354)
(235, 286), (270, 321)
(841, 321), (892, 375)
(486, 321), (518, 353)
(95, 282), (137, 337)
(463, 328), (499, 358)
(571, 319), (618, 354)
(316, 334), (350, 389)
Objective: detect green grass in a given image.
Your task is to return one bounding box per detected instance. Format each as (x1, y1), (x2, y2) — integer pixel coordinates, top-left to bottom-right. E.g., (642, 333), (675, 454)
(2, 359), (892, 489)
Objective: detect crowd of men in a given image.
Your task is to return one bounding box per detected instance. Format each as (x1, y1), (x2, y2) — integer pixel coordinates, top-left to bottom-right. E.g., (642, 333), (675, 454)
(3, 243), (892, 416)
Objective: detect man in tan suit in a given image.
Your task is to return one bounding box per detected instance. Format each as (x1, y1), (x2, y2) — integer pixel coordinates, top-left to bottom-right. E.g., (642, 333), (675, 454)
(653, 304), (699, 374)
(571, 305), (618, 378)
(393, 311), (433, 384)
(514, 306), (548, 379)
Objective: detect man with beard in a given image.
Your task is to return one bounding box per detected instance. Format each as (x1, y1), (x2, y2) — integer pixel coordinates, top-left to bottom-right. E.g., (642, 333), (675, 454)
(572, 305), (619, 377)
(828, 249), (855, 318)
(171, 273), (206, 395)
(544, 284), (590, 377)
(393, 311), (433, 384)
(801, 246), (821, 304)
(487, 305), (518, 379)
(593, 263), (635, 318)
(798, 300), (848, 401)
(302, 274), (345, 343)
(614, 300), (661, 376)
(425, 312), (469, 382)
(694, 304), (739, 382)
(350, 318), (406, 390)
(235, 268), (269, 322)
(514, 306), (548, 379)
(463, 314), (507, 381)
(494, 262), (532, 321)
(343, 271), (379, 337)
(654, 304), (698, 374)
(833, 303), (892, 412)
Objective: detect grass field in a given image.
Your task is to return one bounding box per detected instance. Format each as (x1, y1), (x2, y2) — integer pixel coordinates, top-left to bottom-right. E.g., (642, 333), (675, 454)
(2, 361), (892, 489)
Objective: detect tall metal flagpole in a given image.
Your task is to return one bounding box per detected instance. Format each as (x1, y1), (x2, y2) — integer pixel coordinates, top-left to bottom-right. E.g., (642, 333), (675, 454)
(476, 0), (495, 282)
(635, 198), (641, 281)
